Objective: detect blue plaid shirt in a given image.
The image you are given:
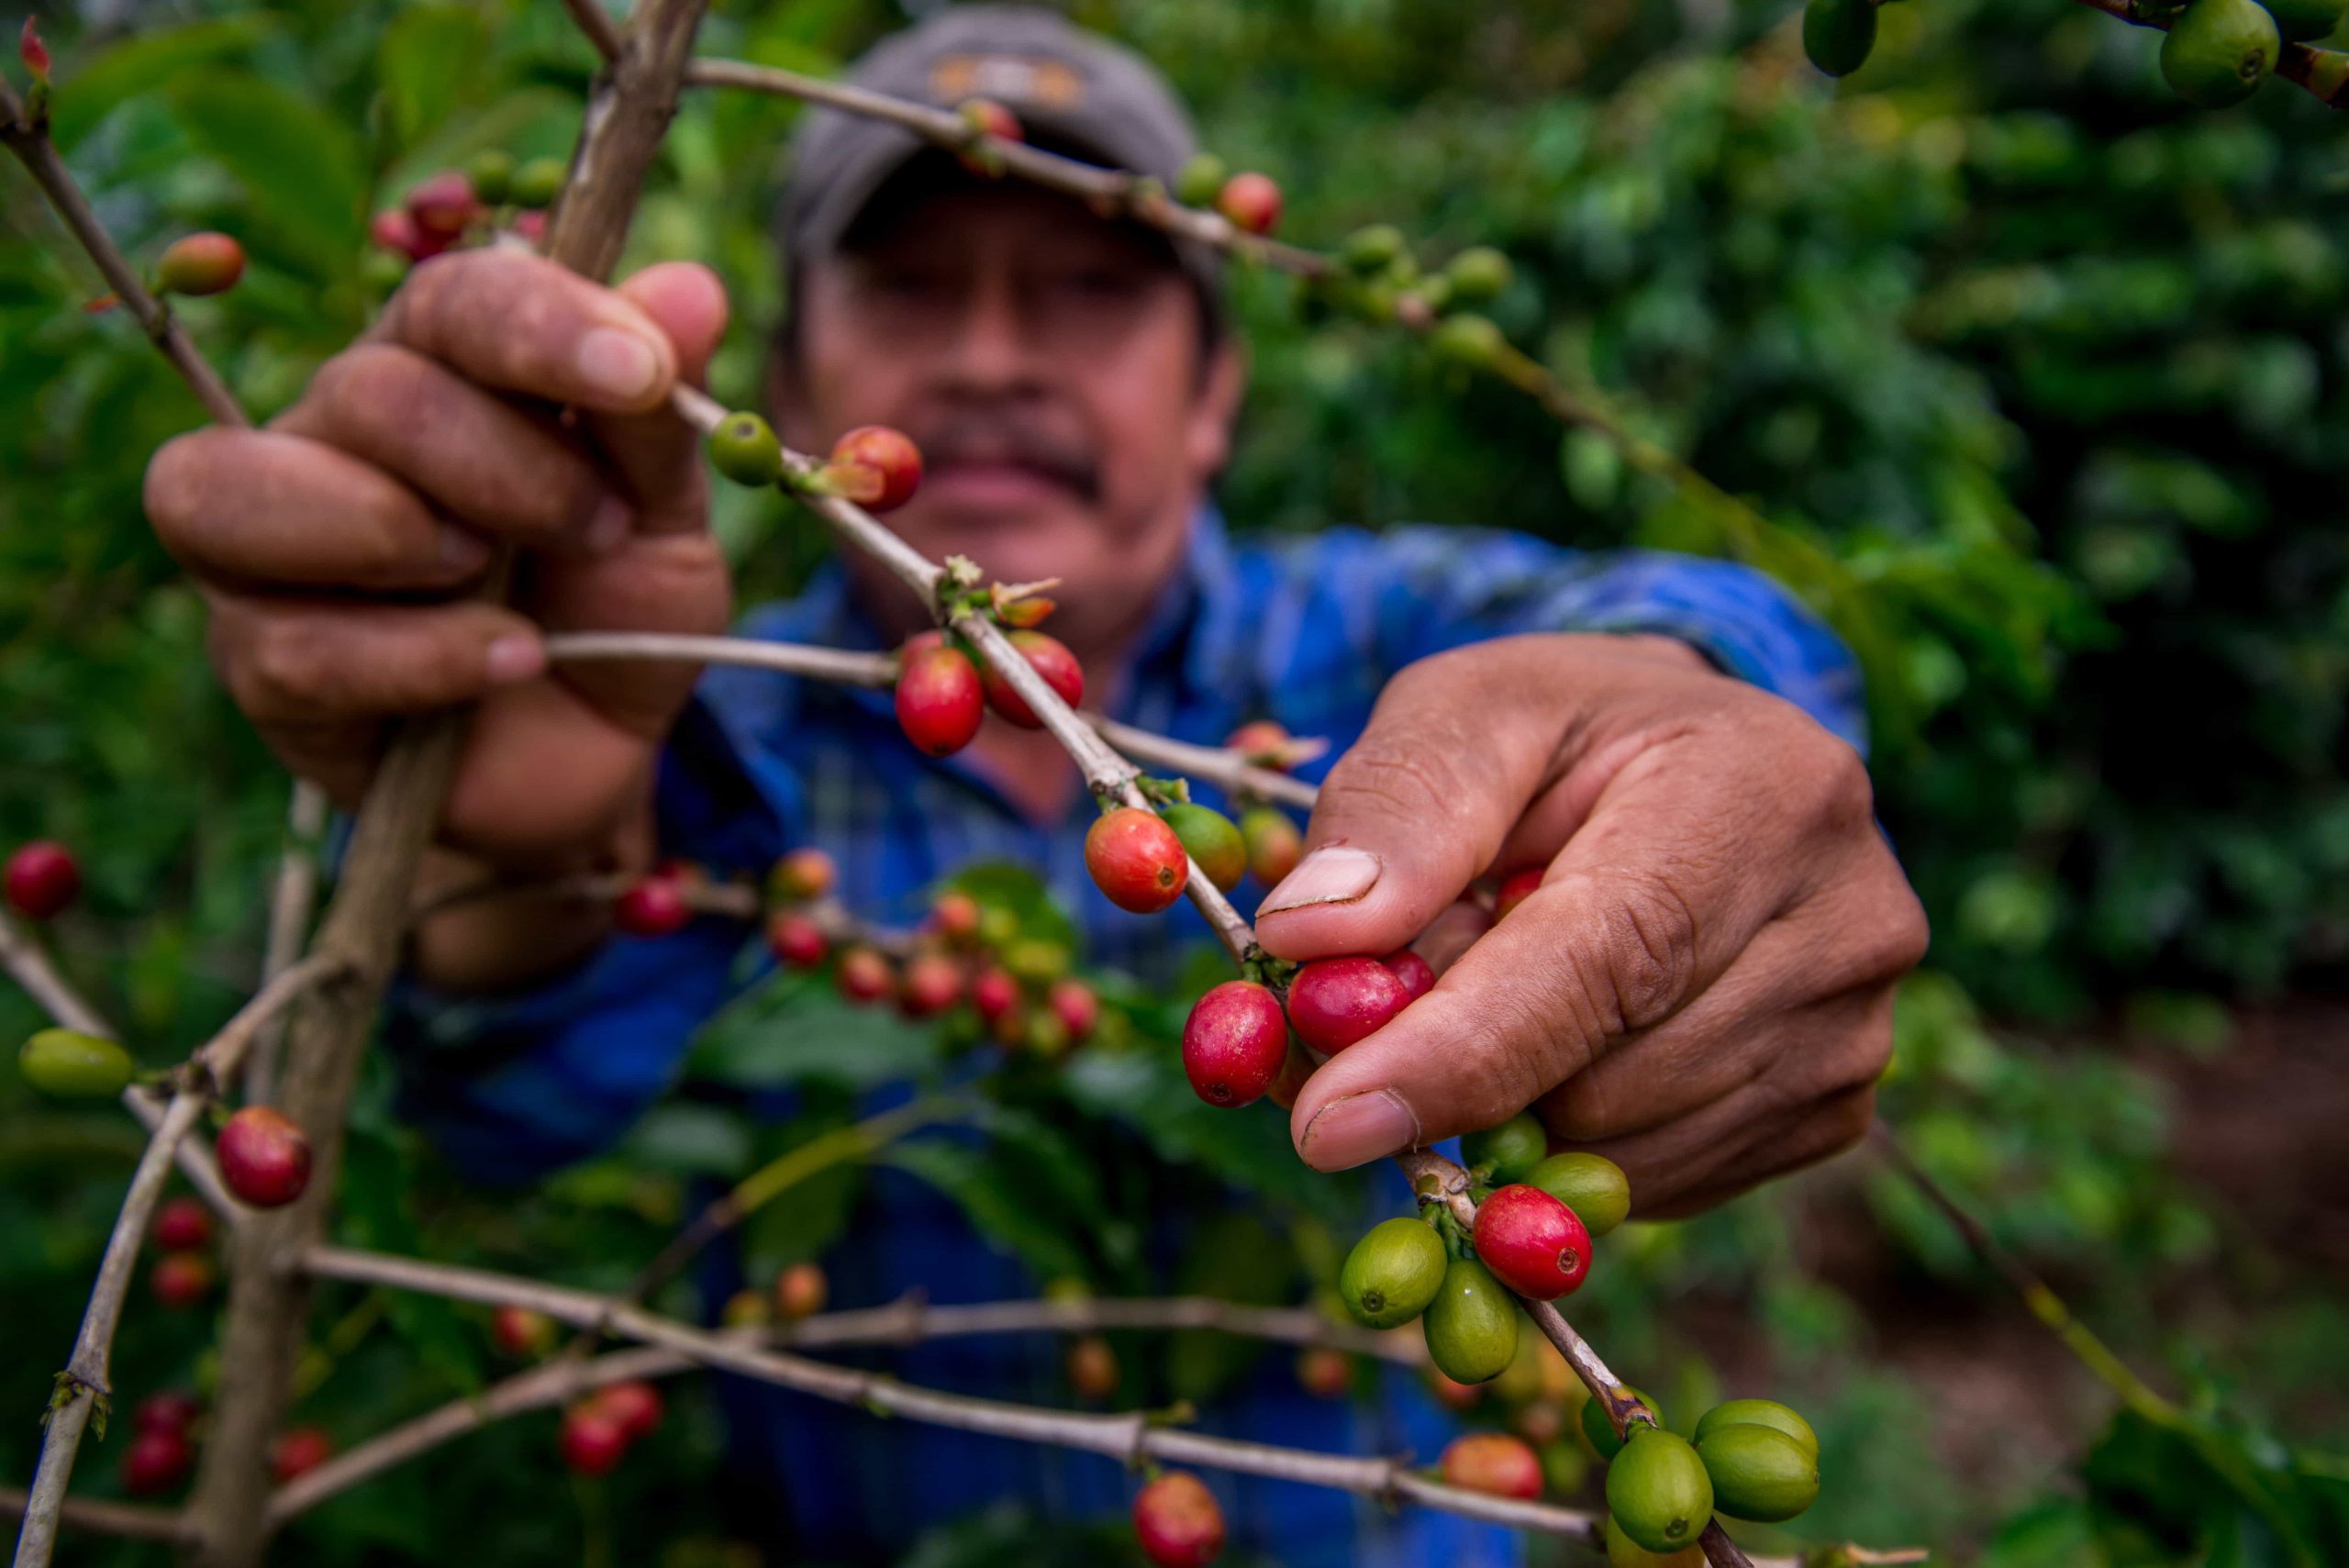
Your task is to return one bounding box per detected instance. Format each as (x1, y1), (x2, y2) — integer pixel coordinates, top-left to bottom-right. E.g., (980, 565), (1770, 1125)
(389, 508), (1863, 1565)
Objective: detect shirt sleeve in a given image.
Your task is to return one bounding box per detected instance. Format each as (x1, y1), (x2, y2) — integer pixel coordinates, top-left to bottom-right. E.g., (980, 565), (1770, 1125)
(382, 697), (785, 1185)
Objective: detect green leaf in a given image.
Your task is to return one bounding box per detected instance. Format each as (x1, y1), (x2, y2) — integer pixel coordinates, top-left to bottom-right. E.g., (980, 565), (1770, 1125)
(883, 1136), (1091, 1284)
(48, 19), (273, 149)
(688, 974), (946, 1092)
(376, 6), (493, 151)
(335, 1126), (481, 1395)
(169, 72), (367, 273)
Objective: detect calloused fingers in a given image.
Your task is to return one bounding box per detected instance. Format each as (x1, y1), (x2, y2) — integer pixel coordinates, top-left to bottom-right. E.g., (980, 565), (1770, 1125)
(1625, 1085), (1881, 1220)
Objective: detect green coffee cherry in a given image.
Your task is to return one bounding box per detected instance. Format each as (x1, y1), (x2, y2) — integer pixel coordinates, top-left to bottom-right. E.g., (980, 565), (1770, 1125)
(510, 155), (567, 210)
(707, 411), (785, 487)
(1693, 1398), (1819, 1461)
(1341, 224), (1408, 274)
(1581, 1386), (1664, 1462)
(467, 150), (516, 206)
(1174, 152), (1227, 207)
(1802, 0), (1878, 77)
(2161, 0), (2279, 106)
(1421, 1257), (1520, 1384)
(1606, 1429), (1714, 1555)
(1525, 1151), (1631, 1237)
(1461, 1112), (1547, 1184)
(20, 1028), (134, 1098)
(1339, 1216), (1449, 1329)
(1605, 1513), (1704, 1567)
(1442, 246), (1513, 305)
(2262, 0), (2345, 42)
(1429, 313), (1506, 369)
(1695, 1423), (1819, 1523)
(1161, 803), (1246, 894)
(1003, 937), (1071, 985)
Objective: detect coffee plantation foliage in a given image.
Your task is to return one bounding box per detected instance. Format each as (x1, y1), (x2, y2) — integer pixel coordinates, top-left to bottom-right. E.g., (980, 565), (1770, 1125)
(3, 0), (2345, 1563)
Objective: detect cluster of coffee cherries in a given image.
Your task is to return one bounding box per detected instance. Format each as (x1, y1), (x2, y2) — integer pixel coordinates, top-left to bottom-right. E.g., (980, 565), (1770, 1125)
(146, 1195), (217, 1309)
(362, 152), (568, 284)
(114, 1383), (333, 1498)
(1304, 222), (1518, 373)
(487, 1304), (669, 1475)
(719, 1259), (830, 1331)
(1580, 1391), (1823, 1562)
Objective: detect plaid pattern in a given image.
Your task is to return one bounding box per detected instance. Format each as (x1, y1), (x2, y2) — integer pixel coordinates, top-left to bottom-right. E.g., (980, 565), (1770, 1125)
(387, 509), (1864, 1564)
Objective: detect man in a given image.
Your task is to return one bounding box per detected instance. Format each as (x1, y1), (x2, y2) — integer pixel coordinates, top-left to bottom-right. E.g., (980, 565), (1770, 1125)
(142, 6), (1923, 1561)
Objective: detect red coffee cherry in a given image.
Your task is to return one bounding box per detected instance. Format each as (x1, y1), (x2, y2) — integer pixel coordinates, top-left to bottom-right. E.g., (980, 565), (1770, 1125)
(928, 890), (982, 942)
(613, 875), (691, 937)
(1494, 867), (1544, 920)
(997, 593), (1055, 628)
(1296, 1345), (1352, 1399)
(405, 171), (479, 237)
(1471, 1184), (1593, 1301)
(829, 426), (923, 512)
(156, 232), (245, 296)
(979, 630), (1085, 728)
(133, 1391), (204, 1436)
(1286, 957), (1411, 1054)
(491, 1305), (556, 1359)
(835, 946), (895, 1004)
(272, 1426), (334, 1484)
(769, 846), (837, 902)
(774, 1261), (828, 1321)
(1440, 1431), (1543, 1500)
(593, 1379), (663, 1441)
(151, 1252), (214, 1308)
(1133, 1471), (1226, 1568)
(956, 97), (1024, 174)
(1180, 980), (1289, 1107)
(897, 951), (964, 1018)
(121, 1428), (194, 1496)
(896, 639), (985, 757)
(560, 1406), (629, 1476)
(1066, 1333), (1119, 1400)
(969, 966), (1019, 1024)
(1224, 719), (1293, 769)
(217, 1106), (313, 1210)
(1047, 978), (1098, 1043)
(1380, 948), (1435, 1001)
(1238, 807), (1303, 885)
(1085, 808), (1189, 913)
(1216, 171), (1283, 236)
(369, 206), (448, 263)
(766, 910), (828, 970)
(6, 840), (80, 918)
(152, 1196), (213, 1253)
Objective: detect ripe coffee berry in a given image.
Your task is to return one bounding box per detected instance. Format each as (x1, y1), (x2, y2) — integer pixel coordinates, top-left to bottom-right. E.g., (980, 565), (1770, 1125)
(996, 593), (1055, 628)
(1066, 1333), (1119, 1400)
(1494, 867), (1544, 919)
(122, 1428), (193, 1496)
(492, 1304), (556, 1359)
(1133, 1472), (1226, 1568)
(1239, 806), (1303, 885)
(707, 411), (784, 487)
(272, 1426), (334, 1484)
(978, 630), (1084, 728)
(153, 1196), (213, 1253)
(1472, 1184), (1593, 1301)
(1162, 803), (1245, 893)
(928, 890), (981, 942)
(405, 171), (478, 236)
(1047, 978), (1098, 1042)
(595, 1379), (663, 1441)
(766, 910), (828, 969)
(1223, 719), (1292, 767)
(1216, 171), (1283, 236)
(769, 845), (837, 902)
(829, 425), (923, 511)
(6, 840), (80, 918)
(836, 946), (895, 1004)
(1286, 956), (1411, 1054)
(774, 1261), (828, 1321)
(1440, 1431), (1544, 1500)
(217, 1106), (313, 1209)
(134, 1391), (203, 1436)
(613, 875), (691, 937)
(1381, 948), (1435, 1001)
(19, 1027), (133, 1098)
(969, 966), (1019, 1024)
(896, 639), (985, 757)
(560, 1406), (628, 1476)
(1296, 1345), (1352, 1399)
(156, 232), (245, 296)
(151, 1251), (214, 1308)
(368, 207), (446, 263)
(509, 155), (566, 209)
(896, 951), (964, 1018)
(1085, 808), (1189, 913)
(1180, 980), (1289, 1106)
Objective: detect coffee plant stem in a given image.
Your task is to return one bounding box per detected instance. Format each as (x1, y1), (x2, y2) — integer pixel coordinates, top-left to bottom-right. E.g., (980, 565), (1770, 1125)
(0, 1491), (182, 1544)
(244, 783), (328, 1106)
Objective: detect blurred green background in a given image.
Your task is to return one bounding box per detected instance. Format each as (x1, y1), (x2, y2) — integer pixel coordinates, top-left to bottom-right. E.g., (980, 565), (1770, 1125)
(4, 0), (2345, 1562)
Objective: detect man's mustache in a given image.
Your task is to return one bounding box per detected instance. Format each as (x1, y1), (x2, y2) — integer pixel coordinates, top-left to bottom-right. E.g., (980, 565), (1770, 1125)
(908, 413), (1103, 504)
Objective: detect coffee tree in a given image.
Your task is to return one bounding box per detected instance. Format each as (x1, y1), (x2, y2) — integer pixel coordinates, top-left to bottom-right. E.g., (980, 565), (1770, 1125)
(4, 3), (2343, 1566)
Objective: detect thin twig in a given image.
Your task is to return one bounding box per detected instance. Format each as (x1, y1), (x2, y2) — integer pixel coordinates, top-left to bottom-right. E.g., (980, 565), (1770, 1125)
(561, 0), (624, 62)
(0, 1489), (184, 1543)
(246, 782), (328, 1104)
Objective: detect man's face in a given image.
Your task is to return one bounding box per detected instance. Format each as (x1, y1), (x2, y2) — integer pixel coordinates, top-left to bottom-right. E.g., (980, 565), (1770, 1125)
(778, 180), (1241, 653)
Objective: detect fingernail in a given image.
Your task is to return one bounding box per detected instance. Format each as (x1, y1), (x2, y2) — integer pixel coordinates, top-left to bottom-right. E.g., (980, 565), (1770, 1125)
(437, 526), (491, 573)
(1259, 847), (1381, 917)
(1299, 1088), (1419, 1170)
(575, 327), (662, 404)
(583, 494), (632, 554)
(484, 634), (545, 686)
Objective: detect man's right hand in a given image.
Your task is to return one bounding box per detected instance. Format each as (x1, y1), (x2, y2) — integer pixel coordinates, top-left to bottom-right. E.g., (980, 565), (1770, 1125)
(143, 251), (733, 876)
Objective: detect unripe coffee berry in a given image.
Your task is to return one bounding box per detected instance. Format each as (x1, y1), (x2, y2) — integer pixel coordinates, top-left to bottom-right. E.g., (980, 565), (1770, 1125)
(1286, 956), (1410, 1054)
(723, 1288), (768, 1328)
(1442, 245), (1514, 305)
(1581, 1386), (1664, 1462)
(1526, 1151), (1632, 1238)
(1003, 937), (1071, 984)
(1085, 807), (1189, 913)
(216, 1106), (313, 1209)
(151, 1251), (215, 1308)
(1296, 1345), (1352, 1398)
(768, 846), (837, 903)
(1694, 1422), (1819, 1523)
(1161, 803), (1245, 893)
(272, 1426), (334, 1484)
(1066, 1333), (1119, 1400)
(774, 1261), (828, 1321)
(134, 1391), (204, 1436)
(836, 946), (895, 1004)
(707, 411), (784, 487)
(970, 966), (1019, 1024)
(1431, 313), (1506, 368)
(153, 1196), (213, 1253)
(979, 629), (1084, 728)
(766, 910), (828, 969)
(1461, 1112), (1548, 1184)
(1420, 1257), (1519, 1385)
(466, 149), (516, 206)
(1133, 1471), (1226, 1568)
(1607, 1429), (1714, 1555)
(1441, 1431), (1543, 1500)
(595, 1379), (663, 1441)
(1381, 948), (1435, 1001)
(1238, 807), (1303, 885)
(1693, 1398), (1818, 1462)
(1341, 224), (1408, 274)
(1047, 978), (1098, 1042)
(829, 425), (922, 511)
(896, 639), (985, 757)
(1473, 1184), (1593, 1300)
(897, 951), (964, 1018)
(614, 875), (691, 938)
(510, 155), (566, 209)
(122, 1428), (194, 1496)
(406, 171), (478, 237)
(1180, 980), (1288, 1106)
(1174, 152), (1227, 207)
(1025, 1010), (1073, 1058)
(6, 840), (80, 918)
(20, 1027), (133, 1098)
(492, 1305), (556, 1359)
(560, 1406), (628, 1476)
(1215, 171), (1283, 236)
(1339, 1215), (1448, 1329)
(156, 232), (245, 296)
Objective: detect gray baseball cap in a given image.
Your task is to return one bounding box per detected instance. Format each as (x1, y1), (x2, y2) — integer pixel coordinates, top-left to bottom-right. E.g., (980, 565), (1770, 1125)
(779, 6), (1214, 289)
